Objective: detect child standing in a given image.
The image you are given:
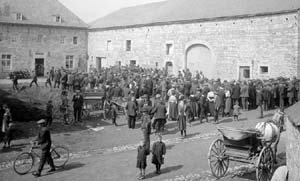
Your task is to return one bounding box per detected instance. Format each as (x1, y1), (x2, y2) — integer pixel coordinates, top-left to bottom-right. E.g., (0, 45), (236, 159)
(111, 104), (118, 126)
(136, 139), (148, 180)
(151, 134), (166, 174)
(233, 102), (240, 121)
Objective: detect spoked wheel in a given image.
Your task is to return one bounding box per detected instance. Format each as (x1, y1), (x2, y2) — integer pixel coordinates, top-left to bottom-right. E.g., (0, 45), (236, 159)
(51, 146), (70, 168)
(256, 146), (274, 181)
(82, 109), (90, 119)
(64, 112), (75, 125)
(13, 152), (34, 175)
(208, 139), (229, 178)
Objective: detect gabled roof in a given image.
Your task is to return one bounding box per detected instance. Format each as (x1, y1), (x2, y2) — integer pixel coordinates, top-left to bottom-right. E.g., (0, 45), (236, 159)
(0, 0), (88, 28)
(90, 0), (300, 30)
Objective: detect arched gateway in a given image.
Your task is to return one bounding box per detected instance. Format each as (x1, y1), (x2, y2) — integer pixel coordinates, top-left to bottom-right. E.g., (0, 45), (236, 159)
(184, 42), (215, 79)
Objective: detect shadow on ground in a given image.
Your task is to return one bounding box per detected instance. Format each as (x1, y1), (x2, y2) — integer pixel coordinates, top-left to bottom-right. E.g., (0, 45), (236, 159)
(145, 164), (183, 179)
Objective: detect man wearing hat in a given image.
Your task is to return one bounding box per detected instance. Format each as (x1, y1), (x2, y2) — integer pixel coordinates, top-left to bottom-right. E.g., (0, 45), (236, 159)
(32, 119), (55, 177)
(72, 90), (84, 122)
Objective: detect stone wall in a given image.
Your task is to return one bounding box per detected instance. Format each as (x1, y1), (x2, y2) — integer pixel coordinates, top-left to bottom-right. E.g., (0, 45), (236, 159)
(0, 24), (88, 78)
(89, 12), (299, 80)
(298, 10), (300, 78)
(286, 117), (300, 181)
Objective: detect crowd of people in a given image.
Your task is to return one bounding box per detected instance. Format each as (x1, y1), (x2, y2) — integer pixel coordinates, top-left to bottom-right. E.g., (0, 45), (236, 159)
(3, 64), (300, 179)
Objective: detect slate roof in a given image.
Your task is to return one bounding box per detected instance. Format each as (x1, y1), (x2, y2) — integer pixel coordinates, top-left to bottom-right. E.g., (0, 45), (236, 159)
(90, 0), (300, 30)
(0, 0), (88, 28)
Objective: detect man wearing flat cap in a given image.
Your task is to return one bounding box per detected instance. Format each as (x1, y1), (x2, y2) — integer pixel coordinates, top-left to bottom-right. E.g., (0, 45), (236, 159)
(32, 119), (55, 177)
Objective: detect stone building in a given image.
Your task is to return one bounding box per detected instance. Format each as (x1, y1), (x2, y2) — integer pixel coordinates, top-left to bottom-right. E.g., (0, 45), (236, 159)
(88, 0), (300, 80)
(0, 0), (88, 78)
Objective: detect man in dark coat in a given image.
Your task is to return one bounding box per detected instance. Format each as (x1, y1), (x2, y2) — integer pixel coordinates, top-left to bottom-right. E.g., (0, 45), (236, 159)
(72, 90), (84, 122)
(30, 71), (38, 87)
(183, 79), (192, 98)
(126, 96), (138, 129)
(248, 82), (256, 110)
(151, 134), (166, 174)
(32, 119), (55, 177)
(231, 82), (240, 106)
(151, 98), (167, 134)
(278, 82), (286, 109)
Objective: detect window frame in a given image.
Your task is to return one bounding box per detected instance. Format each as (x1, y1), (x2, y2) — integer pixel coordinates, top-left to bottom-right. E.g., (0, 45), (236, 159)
(73, 36), (78, 45)
(60, 36), (65, 44)
(65, 55), (74, 69)
(1, 54), (12, 71)
(166, 43), (173, 55)
(16, 13), (23, 21)
(260, 66), (269, 74)
(126, 40), (131, 51)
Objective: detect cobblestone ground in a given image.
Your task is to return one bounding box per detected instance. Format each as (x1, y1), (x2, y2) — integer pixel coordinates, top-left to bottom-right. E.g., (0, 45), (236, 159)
(0, 107), (287, 181)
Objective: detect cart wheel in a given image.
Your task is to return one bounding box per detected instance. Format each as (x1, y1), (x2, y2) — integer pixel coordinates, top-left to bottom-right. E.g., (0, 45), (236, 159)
(256, 146), (274, 181)
(208, 139), (229, 178)
(82, 109), (89, 119)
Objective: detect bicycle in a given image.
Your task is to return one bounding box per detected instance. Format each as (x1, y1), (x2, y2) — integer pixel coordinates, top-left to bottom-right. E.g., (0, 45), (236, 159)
(60, 104), (75, 125)
(13, 142), (69, 175)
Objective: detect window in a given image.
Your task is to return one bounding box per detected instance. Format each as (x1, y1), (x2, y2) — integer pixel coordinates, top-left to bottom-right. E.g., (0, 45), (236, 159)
(55, 16), (61, 23)
(130, 60), (136, 66)
(1, 54), (11, 71)
(66, 55), (74, 69)
(37, 35), (43, 42)
(0, 33), (3, 42)
(126, 40), (131, 51)
(60, 36), (65, 44)
(260, 66), (269, 74)
(16, 13), (23, 21)
(11, 34), (17, 42)
(166, 43), (173, 55)
(73, 36), (78, 45)
(106, 40), (112, 51)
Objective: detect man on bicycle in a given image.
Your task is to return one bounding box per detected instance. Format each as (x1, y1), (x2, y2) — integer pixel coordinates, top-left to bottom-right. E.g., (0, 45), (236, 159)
(32, 119), (55, 177)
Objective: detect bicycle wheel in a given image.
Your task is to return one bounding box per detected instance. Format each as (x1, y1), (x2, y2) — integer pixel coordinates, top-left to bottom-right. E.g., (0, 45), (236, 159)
(51, 146), (69, 168)
(13, 152), (34, 175)
(64, 112), (74, 125)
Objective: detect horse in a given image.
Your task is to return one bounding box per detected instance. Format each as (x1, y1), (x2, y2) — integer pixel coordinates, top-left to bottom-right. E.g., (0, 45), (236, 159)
(255, 120), (281, 163)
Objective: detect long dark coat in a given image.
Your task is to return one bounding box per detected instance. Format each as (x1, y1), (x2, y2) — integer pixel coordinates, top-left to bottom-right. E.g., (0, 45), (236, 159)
(151, 141), (166, 165)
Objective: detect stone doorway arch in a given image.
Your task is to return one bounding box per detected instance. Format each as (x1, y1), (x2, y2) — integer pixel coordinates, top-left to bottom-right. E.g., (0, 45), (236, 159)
(184, 41), (215, 79)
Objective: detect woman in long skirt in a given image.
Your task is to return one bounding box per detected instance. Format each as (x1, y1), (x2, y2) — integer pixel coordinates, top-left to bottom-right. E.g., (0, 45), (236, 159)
(177, 97), (187, 138)
(224, 89), (232, 116)
(168, 91), (178, 121)
(190, 95), (198, 119)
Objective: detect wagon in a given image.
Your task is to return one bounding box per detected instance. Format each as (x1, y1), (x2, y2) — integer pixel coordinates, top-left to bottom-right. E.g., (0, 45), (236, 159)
(82, 89), (105, 118)
(208, 126), (275, 181)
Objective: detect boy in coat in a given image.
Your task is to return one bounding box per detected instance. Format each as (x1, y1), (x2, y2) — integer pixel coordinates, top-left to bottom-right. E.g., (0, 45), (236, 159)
(151, 134), (166, 174)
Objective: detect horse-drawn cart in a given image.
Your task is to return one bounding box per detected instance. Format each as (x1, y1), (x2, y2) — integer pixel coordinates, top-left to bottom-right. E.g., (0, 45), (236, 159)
(82, 89), (105, 118)
(208, 126), (275, 181)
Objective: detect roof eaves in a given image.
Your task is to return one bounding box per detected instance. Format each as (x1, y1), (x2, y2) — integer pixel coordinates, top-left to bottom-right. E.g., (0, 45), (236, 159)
(88, 8), (300, 32)
(0, 21), (88, 29)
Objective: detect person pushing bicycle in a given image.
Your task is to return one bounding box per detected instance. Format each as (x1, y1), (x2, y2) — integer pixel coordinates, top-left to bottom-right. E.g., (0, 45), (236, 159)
(32, 119), (55, 177)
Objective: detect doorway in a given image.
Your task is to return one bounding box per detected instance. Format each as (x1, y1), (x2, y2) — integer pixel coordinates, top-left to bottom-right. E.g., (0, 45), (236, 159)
(35, 58), (44, 76)
(96, 57), (104, 72)
(165, 61), (173, 75)
(130, 60), (136, 67)
(185, 44), (213, 78)
(239, 66), (250, 81)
